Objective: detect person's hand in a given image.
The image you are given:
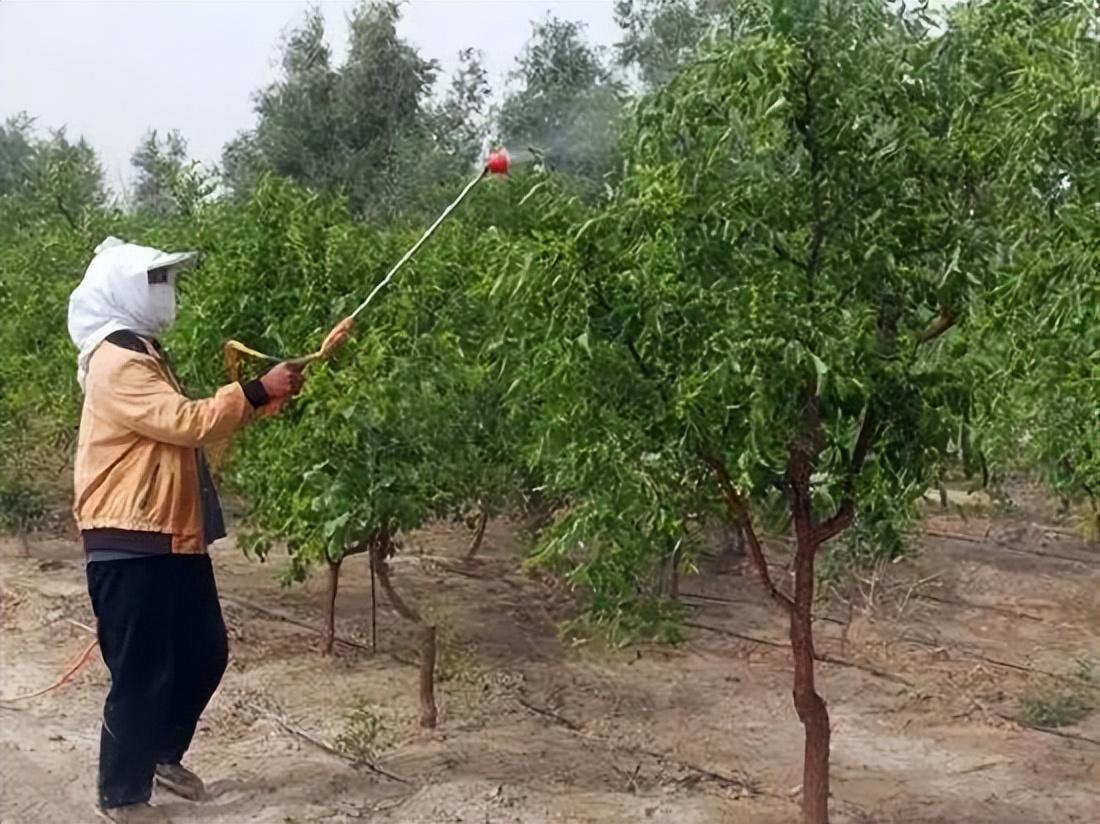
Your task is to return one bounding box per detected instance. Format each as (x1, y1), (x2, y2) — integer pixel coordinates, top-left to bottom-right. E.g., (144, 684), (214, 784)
(319, 316), (354, 359)
(260, 362), (305, 402)
(256, 395), (292, 418)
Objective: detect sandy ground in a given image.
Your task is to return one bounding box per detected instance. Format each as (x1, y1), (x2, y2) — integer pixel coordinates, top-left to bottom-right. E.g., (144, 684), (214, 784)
(1, 492), (1098, 823)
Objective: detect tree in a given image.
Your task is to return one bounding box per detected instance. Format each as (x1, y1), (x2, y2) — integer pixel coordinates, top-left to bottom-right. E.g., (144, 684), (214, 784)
(952, 0), (1099, 526)
(489, 1), (1095, 821)
(614, 0), (731, 87)
(498, 17), (624, 184)
(0, 218), (104, 535)
(222, 2), (449, 220)
(0, 115), (104, 233)
(0, 114), (37, 197)
(221, 8), (338, 198)
(0, 115), (110, 534)
(373, 48), (494, 223)
(169, 176), (518, 724)
(130, 129), (212, 217)
(431, 48), (492, 164)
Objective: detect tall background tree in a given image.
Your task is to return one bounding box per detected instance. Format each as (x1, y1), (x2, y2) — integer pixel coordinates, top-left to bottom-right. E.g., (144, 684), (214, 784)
(221, 2), (448, 221)
(0, 116), (105, 533)
(0, 113), (104, 232)
(498, 16), (624, 185)
(129, 129), (212, 217)
(614, 0), (730, 87)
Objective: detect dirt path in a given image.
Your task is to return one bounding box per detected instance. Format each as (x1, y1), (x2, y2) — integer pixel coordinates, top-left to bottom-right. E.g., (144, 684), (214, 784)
(2, 505), (1098, 823)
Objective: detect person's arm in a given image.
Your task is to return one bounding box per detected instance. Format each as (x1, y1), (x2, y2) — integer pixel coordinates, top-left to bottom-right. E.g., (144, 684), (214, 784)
(91, 355), (303, 447)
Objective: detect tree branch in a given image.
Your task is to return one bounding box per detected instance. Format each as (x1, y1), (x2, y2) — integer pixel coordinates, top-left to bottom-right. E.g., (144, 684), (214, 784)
(916, 309), (957, 345)
(590, 276), (669, 401)
(793, 49), (825, 281)
(54, 195), (79, 232)
(814, 406), (876, 545)
(701, 453), (793, 613)
(772, 238), (810, 274)
(371, 543), (422, 624)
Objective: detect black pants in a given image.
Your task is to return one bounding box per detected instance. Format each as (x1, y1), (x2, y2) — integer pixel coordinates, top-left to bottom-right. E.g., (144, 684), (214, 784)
(86, 554), (228, 809)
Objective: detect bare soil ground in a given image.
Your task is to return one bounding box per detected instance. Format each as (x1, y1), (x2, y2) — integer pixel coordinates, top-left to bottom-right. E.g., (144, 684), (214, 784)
(2, 491), (1098, 823)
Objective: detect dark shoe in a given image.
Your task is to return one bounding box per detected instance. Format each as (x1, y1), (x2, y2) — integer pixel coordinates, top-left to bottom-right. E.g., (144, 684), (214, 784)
(154, 763), (205, 801)
(100, 803), (173, 823)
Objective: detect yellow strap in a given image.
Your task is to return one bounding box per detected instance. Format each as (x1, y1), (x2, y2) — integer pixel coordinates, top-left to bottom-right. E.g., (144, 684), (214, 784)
(225, 339), (282, 362)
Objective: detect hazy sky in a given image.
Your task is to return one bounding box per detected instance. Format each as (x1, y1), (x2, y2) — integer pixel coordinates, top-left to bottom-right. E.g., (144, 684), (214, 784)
(0, 0), (620, 193)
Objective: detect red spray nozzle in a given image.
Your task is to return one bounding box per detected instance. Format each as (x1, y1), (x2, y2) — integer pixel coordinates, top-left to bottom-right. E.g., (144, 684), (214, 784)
(485, 149), (510, 176)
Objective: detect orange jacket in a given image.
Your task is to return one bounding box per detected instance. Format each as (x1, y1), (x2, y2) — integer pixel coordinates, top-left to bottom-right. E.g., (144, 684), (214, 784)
(73, 333), (260, 553)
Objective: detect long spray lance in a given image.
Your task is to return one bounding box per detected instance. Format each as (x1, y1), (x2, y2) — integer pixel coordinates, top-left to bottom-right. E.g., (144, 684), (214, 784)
(224, 149), (511, 379)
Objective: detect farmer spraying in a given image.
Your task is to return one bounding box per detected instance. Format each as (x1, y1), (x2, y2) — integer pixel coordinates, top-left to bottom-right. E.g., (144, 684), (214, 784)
(60, 152), (505, 822)
(67, 237), (349, 823)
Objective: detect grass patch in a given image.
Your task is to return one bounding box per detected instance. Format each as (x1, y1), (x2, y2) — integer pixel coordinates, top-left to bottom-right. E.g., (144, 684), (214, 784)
(1017, 657), (1097, 728)
(334, 700), (392, 765)
(1018, 691), (1092, 728)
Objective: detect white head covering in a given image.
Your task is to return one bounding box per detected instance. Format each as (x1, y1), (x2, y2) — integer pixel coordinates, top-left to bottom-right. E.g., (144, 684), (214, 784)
(68, 236), (197, 391)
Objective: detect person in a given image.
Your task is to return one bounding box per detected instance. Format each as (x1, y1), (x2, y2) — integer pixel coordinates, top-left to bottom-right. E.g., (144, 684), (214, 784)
(67, 237), (349, 823)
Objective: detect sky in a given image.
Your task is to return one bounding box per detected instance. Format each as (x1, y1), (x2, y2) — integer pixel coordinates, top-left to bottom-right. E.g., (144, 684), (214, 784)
(0, 0), (620, 194)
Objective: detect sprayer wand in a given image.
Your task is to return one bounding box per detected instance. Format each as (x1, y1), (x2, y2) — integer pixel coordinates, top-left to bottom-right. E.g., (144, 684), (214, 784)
(224, 149), (510, 378)
(350, 167), (487, 322)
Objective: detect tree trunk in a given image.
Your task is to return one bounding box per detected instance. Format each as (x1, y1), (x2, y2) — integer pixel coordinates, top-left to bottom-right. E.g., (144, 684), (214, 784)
(371, 536), (438, 728)
(418, 625), (438, 728)
(788, 456), (830, 824)
(791, 539), (830, 824)
(668, 541), (681, 600)
(464, 506), (489, 560)
(321, 557), (342, 656)
(718, 522), (745, 575)
(709, 442), (837, 823)
(370, 554), (378, 653)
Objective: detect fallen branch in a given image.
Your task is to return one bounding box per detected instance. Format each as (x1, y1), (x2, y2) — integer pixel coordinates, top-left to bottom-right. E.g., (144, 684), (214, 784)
(899, 635), (1098, 689)
(220, 596), (372, 651)
(680, 591), (846, 626)
(815, 653), (912, 687)
(517, 692), (758, 795)
(914, 593), (1043, 623)
(994, 712), (1100, 748)
(954, 758), (1009, 775)
(428, 560), (495, 582)
(516, 694), (583, 731)
(612, 762), (643, 794)
(598, 735), (757, 795)
(424, 557), (526, 591)
(1030, 522), (1085, 538)
(921, 529), (988, 544)
(685, 621), (786, 649)
(686, 621), (912, 686)
(244, 702), (411, 784)
(921, 530), (1100, 567)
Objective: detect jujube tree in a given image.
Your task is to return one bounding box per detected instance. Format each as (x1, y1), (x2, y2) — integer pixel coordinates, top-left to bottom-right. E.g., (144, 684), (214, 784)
(171, 176), (523, 726)
(488, 1), (1096, 821)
